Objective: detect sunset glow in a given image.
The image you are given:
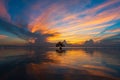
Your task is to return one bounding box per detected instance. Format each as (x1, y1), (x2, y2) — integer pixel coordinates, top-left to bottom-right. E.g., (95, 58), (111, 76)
(0, 0), (120, 45)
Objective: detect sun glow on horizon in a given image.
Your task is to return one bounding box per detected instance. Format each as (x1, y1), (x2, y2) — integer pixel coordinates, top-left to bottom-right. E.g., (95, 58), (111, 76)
(0, 0), (120, 45)
(27, 0), (120, 44)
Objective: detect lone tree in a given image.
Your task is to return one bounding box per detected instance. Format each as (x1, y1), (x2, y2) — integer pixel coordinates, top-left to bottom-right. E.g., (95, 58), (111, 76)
(56, 41), (65, 49)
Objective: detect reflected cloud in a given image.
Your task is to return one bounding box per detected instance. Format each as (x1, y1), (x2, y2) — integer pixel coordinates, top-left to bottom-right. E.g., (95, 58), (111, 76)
(56, 49), (66, 54)
(0, 48), (120, 80)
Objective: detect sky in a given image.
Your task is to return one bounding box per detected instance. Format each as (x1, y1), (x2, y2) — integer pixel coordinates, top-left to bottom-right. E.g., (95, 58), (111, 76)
(0, 0), (120, 45)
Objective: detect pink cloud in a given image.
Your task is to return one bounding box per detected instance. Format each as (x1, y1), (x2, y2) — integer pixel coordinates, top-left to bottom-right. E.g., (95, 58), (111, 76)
(0, 0), (11, 21)
(107, 28), (120, 33)
(0, 35), (8, 39)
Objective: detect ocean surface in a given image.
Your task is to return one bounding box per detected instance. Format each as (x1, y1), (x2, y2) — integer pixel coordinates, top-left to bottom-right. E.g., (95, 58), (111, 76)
(0, 47), (120, 80)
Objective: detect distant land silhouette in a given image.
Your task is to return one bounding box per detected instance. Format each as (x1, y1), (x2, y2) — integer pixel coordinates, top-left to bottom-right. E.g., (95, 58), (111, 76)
(83, 39), (120, 47)
(0, 39), (120, 49)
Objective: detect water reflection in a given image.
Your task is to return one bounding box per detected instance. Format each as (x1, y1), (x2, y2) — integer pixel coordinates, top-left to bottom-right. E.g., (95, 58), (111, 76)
(56, 49), (66, 56)
(56, 49), (66, 53)
(0, 48), (120, 80)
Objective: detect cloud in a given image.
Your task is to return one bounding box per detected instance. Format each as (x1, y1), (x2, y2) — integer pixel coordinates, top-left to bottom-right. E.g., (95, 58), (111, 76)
(106, 28), (120, 33)
(15, 0), (120, 44)
(0, 18), (58, 45)
(94, 33), (116, 42)
(0, 35), (8, 39)
(99, 33), (120, 45)
(52, 1), (119, 44)
(1, 0), (120, 45)
(28, 4), (64, 43)
(54, 6), (120, 33)
(0, 0), (11, 21)
(0, 19), (32, 40)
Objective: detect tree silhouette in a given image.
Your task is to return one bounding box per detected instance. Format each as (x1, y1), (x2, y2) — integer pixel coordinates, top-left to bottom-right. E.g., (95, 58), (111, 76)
(56, 41), (65, 49)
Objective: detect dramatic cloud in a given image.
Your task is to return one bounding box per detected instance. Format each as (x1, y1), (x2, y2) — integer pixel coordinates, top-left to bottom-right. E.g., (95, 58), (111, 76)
(0, 0), (120, 45)
(27, 0), (120, 44)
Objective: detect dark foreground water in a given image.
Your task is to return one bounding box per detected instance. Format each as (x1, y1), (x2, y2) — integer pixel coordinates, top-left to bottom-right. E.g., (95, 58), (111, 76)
(0, 47), (120, 80)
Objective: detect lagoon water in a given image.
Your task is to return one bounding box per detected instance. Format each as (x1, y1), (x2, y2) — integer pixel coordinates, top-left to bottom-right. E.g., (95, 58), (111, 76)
(0, 47), (120, 80)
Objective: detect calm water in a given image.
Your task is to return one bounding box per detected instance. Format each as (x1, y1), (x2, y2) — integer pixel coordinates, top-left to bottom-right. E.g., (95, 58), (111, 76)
(0, 47), (120, 80)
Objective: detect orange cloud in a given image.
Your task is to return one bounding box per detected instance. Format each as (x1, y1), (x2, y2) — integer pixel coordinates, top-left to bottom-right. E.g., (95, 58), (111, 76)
(28, 4), (65, 34)
(27, 0), (120, 44)
(0, 35), (8, 39)
(54, 6), (120, 33)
